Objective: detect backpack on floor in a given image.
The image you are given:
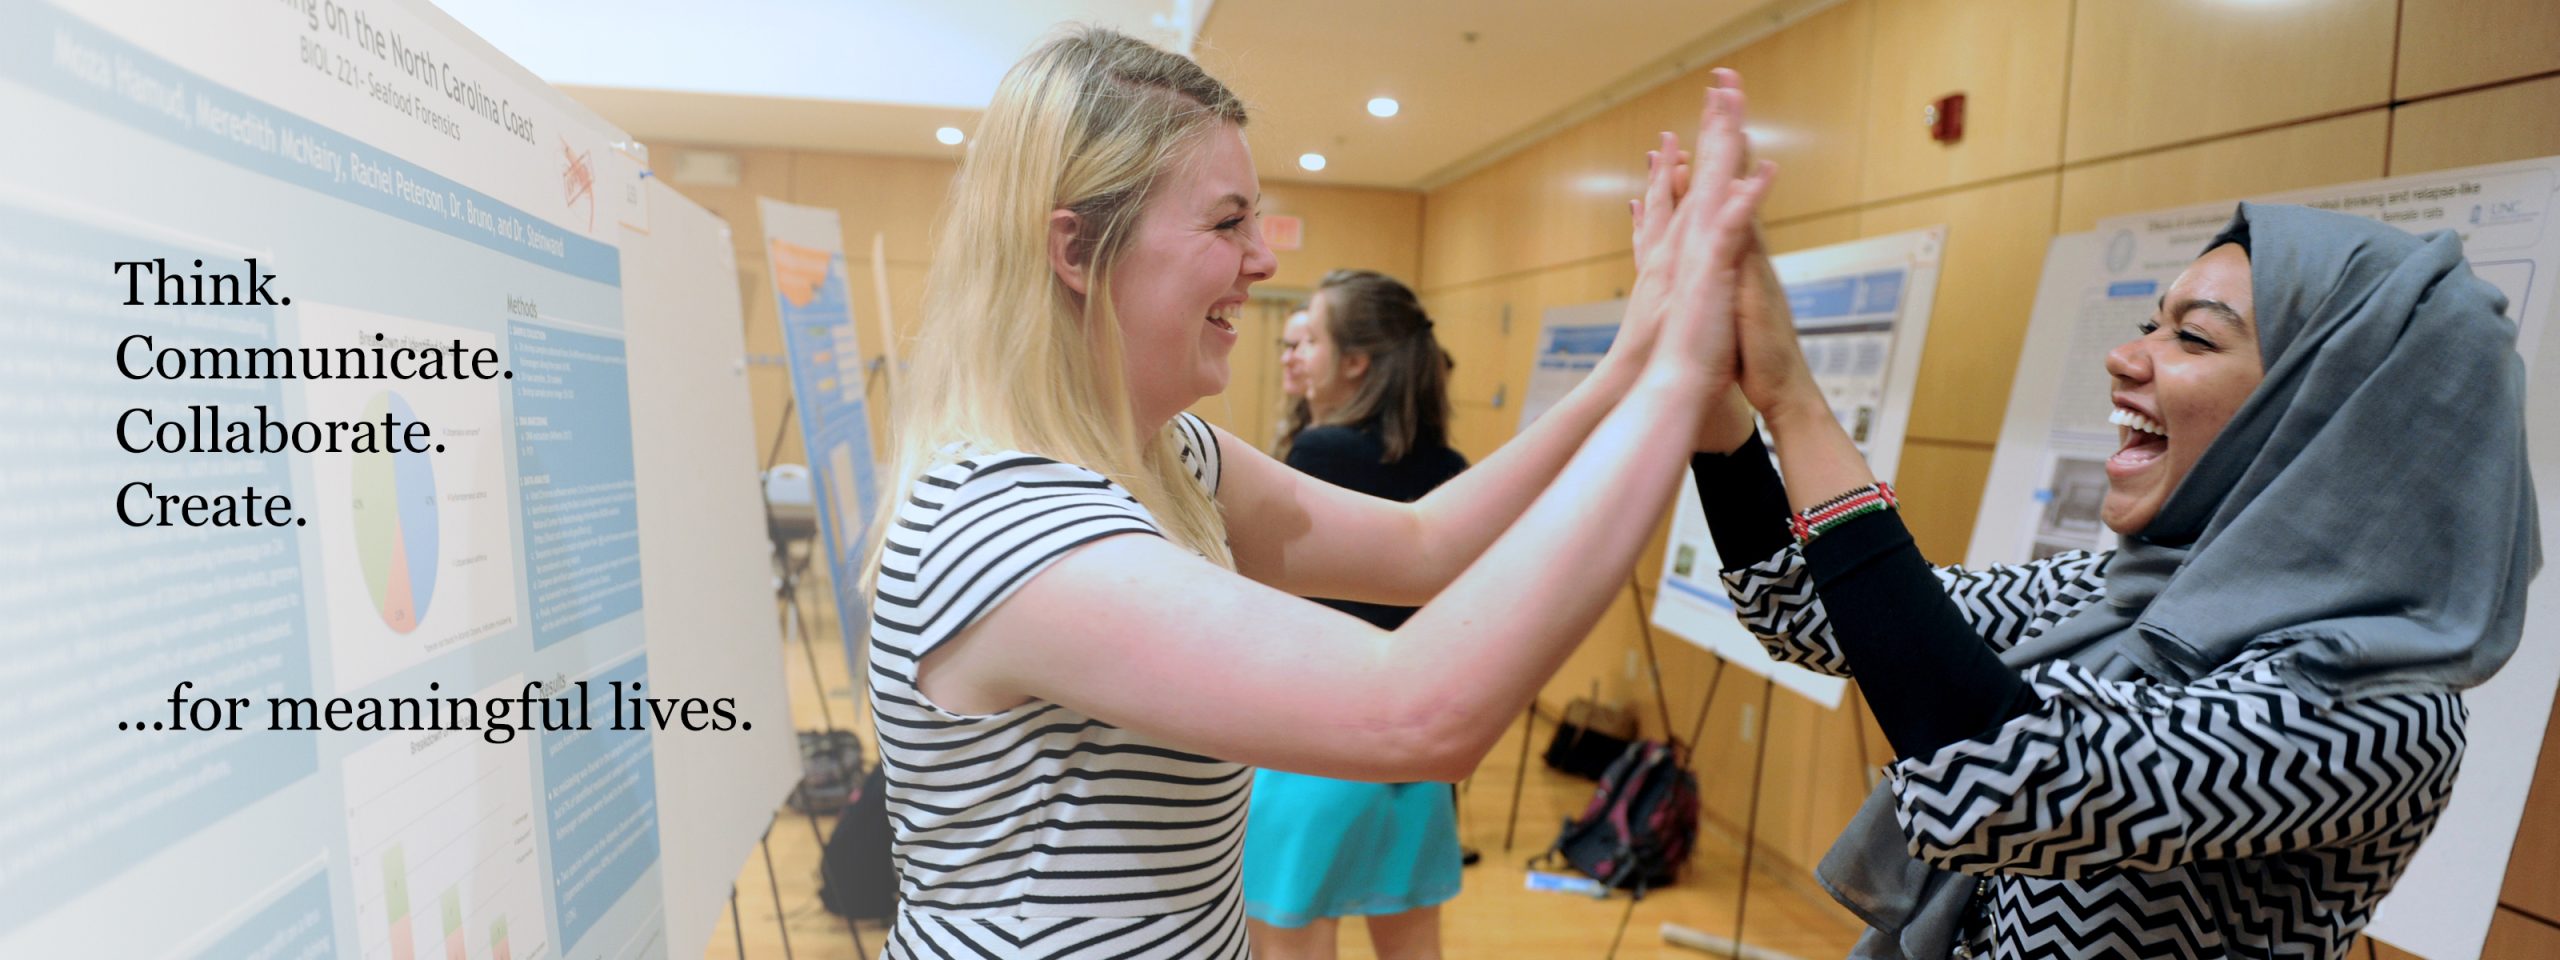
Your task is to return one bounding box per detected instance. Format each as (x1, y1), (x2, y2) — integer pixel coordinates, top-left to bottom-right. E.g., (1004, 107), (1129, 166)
(789, 730), (868, 816)
(1535, 740), (1699, 896)
(817, 765), (899, 922)
(1542, 697), (1637, 780)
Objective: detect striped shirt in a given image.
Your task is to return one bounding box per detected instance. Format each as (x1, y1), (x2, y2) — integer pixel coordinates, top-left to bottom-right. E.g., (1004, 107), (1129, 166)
(1725, 546), (2465, 959)
(869, 413), (1254, 959)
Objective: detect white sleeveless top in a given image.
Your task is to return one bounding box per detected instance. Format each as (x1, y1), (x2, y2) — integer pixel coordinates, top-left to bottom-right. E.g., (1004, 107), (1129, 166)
(868, 414), (1253, 959)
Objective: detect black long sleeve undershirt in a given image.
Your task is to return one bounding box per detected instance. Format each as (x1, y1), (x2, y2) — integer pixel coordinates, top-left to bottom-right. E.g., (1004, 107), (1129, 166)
(1689, 433), (2038, 761)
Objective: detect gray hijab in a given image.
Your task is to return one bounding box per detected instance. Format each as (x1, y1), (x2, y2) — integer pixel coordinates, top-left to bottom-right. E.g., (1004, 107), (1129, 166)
(1823, 202), (2542, 958)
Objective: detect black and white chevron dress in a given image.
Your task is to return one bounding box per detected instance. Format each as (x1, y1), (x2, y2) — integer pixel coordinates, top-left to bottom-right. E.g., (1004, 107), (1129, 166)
(1723, 546), (2466, 959)
(868, 414), (1254, 959)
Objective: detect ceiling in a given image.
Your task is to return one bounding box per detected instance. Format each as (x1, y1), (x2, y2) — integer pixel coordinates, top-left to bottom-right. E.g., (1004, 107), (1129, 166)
(453, 0), (1816, 190)
(1190, 0), (1772, 188)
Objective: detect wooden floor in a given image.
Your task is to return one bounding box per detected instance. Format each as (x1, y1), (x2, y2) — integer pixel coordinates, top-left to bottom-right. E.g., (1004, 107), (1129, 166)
(702, 592), (1869, 960)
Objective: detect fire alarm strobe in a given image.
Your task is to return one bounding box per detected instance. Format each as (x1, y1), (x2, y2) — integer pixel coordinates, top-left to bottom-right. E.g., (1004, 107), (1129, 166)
(1925, 93), (1966, 144)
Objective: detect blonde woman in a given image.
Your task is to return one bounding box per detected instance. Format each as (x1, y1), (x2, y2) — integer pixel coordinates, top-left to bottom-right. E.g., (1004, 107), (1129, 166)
(863, 28), (1773, 958)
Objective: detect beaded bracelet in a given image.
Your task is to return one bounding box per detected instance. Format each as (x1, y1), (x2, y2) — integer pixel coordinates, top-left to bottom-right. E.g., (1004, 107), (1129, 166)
(1788, 482), (1897, 546)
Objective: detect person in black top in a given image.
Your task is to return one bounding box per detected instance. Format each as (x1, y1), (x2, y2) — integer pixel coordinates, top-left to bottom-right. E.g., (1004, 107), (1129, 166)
(1673, 137), (2535, 956)
(1246, 269), (1471, 960)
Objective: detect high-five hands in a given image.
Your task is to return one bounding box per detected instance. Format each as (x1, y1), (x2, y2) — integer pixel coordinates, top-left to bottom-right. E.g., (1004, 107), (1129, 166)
(1624, 70), (1775, 396)
(1627, 70), (1776, 451)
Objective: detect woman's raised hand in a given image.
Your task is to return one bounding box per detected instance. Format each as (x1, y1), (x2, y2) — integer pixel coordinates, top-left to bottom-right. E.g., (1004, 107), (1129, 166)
(1732, 233), (1817, 418)
(1636, 73), (1775, 390)
(1609, 131), (1690, 374)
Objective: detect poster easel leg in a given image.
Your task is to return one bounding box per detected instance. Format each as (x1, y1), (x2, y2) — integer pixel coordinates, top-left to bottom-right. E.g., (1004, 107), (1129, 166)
(1732, 682), (1776, 958)
(1604, 889), (1641, 959)
(1504, 707), (1533, 852)
(1626, 573), (1678, 742)
(761, 825), (796, 960)
(782, 581), (842, 734)
(763, 393), (847, 850)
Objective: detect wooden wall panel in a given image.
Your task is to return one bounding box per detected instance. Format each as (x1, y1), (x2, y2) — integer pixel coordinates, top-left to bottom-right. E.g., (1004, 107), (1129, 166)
(2499, 696), (2560, 924)
(1428, 282), (1522, 463)
(1763, 211), (1861, 256)
(1859, 0), (2069, 203)
(1419, 164), (1508, 289)
(1261, 181), (1425, 289)
(1859, 174), (2059, 446)
(654, 145), (797, 263)
(2065, 0), (2395, 162)
(2390, 75), (2560, 177)
(2057, 111), (2389, 233)
(1890, 439), (1995, 562)
(1718, 0), (1873, 221)
(2396, 0), (2560, 100)
(1530, 108), (1641, 281)
(788, 152), (959, 263)
(2484, 908), (2560, 958)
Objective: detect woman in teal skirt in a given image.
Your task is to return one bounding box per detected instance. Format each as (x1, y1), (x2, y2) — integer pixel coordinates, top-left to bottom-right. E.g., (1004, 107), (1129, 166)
(1249, 270), (1469, 959)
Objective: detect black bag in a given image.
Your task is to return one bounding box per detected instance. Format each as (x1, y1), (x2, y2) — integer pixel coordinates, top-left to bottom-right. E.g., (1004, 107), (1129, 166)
(1535, 740), (1699, 896)
(818, 766), (899, 922)
(1542, 698), (1636, 780)
(790, 730), (867, 816)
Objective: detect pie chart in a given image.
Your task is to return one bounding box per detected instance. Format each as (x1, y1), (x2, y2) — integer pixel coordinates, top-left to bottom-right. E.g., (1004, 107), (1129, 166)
(352, 391), (439, 633)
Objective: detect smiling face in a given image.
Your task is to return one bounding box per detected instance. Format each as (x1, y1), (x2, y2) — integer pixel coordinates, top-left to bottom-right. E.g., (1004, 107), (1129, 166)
(1106, 121), (1278, 426)
(1278, 309), (1313, 398)
(2100, 243), (2266, 534)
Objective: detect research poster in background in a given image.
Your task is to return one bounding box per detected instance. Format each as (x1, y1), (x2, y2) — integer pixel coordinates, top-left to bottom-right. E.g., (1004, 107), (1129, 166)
(759, 198), (883, 669)
(1965, 157), (2560, 960)
(1651, 227), (1945, 708)
(0, 0), (671, 956)
(1518, 299), (1626, 434)
(1965, 232), (2123, 563)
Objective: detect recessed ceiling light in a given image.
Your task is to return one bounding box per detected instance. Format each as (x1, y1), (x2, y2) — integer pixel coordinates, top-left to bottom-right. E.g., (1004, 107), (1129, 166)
(1367, 97), (1399, 118)
(936, 126), (965, 145)
(1298, 153), (1327, 172)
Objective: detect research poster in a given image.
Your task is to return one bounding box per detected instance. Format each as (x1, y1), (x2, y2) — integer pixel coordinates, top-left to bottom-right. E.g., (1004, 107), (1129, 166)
(758, 198), (883, 667)
(0, 0), (693, 955)
(1650, 227), (1946, 708)
(1965, 157), (2560, 960)
(1518, 299), (1626, 434)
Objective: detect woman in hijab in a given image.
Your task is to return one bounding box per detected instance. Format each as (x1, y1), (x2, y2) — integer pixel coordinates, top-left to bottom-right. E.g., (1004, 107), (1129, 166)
(1684, 200), (2539, 958)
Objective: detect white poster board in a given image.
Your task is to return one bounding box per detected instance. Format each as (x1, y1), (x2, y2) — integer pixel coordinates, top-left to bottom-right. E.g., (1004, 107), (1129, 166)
(1965, 157), (2560, 959)
(1518, 299), (1628, 434)
(625, 180), (800, 959)
(759, 198), (884, 676)
(1649, 227), (1946, 709)
(0, 1), (795, 956)
(1966, 232), (2123, 564)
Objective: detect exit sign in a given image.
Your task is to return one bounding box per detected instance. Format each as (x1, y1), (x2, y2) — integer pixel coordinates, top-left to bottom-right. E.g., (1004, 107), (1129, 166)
(1263, 215), (1304, 251)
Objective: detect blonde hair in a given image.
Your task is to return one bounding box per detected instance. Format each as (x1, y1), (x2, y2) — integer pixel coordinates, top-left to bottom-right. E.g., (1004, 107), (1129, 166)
(865, 26), (1245, 588)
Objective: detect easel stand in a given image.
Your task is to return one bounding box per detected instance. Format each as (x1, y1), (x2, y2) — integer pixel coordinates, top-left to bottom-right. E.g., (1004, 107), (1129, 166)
(1589, 571), (1781, 960)
(754, 394), (871, 959)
